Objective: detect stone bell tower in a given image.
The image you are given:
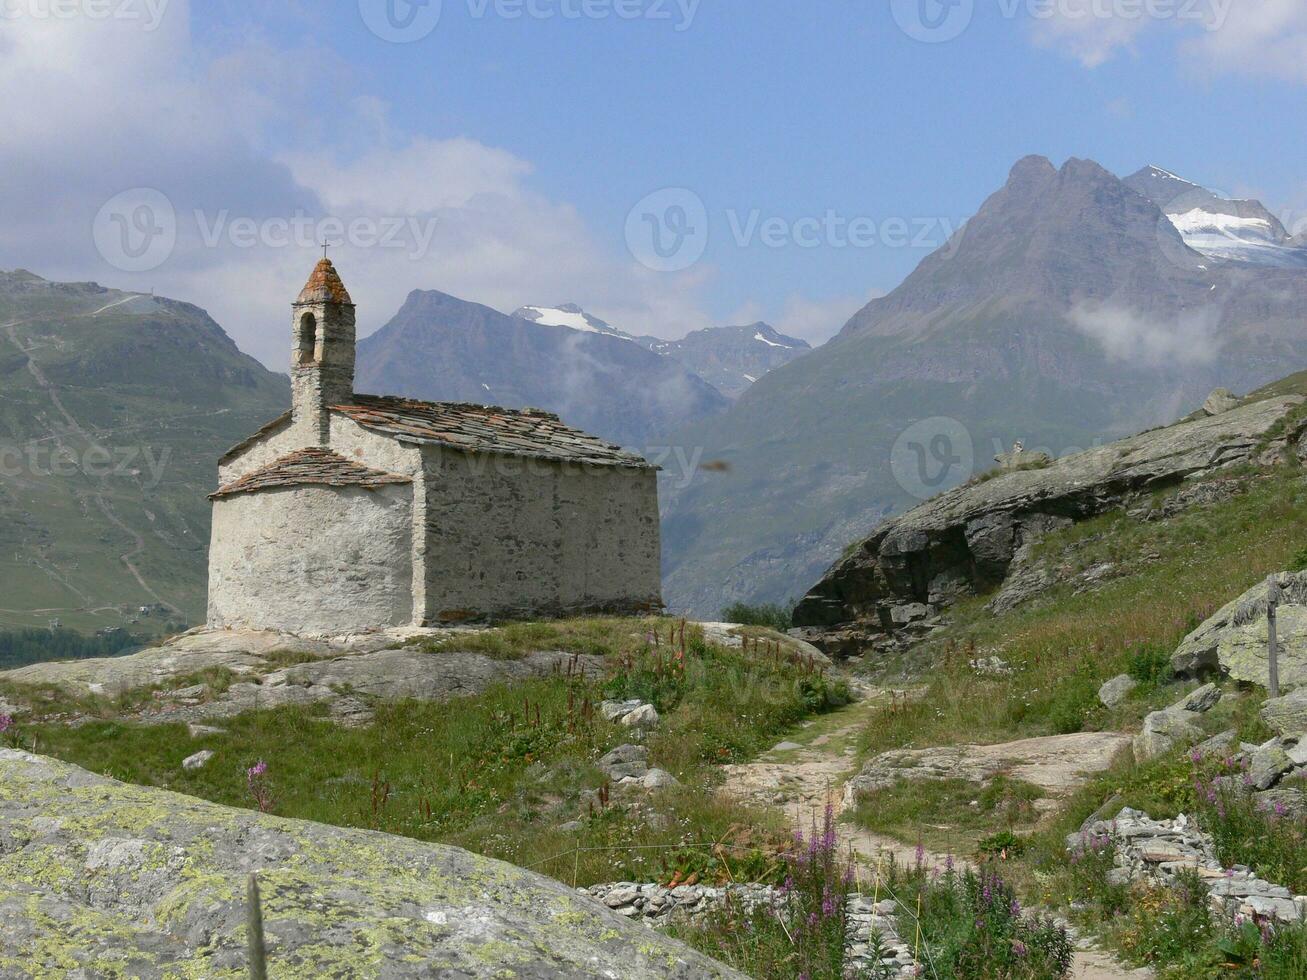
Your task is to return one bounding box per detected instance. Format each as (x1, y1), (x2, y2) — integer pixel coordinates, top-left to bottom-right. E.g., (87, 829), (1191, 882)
(291, 258), (356, 443)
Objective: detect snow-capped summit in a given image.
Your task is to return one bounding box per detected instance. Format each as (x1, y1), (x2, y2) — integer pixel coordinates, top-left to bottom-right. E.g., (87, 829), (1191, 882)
(511, 304), (637, 342)
(1124, 165), (1307, 269)
(512, 305), (814, 399)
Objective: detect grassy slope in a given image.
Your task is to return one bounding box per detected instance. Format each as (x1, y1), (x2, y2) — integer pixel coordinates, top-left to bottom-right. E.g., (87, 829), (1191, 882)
(841, 455), (1307, 975)
(858, 466), (1307, 759)
(0, 277), (288, 633)
(11, 619), (850, 888)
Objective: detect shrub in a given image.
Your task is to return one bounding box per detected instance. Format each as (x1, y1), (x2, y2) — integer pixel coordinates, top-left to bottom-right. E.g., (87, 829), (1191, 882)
(720, 602), (795, 631)
(1126, 644), (1172, 688)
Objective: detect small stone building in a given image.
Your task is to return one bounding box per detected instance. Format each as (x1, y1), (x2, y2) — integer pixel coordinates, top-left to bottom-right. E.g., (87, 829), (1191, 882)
(207, 260), (662, 634)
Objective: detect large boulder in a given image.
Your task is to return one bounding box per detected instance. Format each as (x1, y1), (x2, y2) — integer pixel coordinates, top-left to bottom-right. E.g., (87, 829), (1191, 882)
(1172, 572), (1307, 685)
(1202, 388), (1240, 416)
(0, 751), (741, 979)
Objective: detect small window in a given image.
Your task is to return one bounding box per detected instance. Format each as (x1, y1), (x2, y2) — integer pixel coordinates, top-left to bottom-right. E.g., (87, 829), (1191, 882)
(297, 312), (317, 365)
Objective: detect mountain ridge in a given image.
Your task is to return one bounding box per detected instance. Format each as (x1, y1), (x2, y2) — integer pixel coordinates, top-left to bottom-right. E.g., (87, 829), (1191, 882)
(658, 155), (1307, 618)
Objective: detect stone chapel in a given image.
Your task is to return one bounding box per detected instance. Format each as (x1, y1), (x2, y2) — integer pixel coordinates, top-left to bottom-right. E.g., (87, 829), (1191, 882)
(206, 259), (662, 634)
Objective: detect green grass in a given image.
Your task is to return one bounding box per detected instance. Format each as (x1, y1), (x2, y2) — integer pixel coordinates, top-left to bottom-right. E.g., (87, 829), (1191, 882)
(720, 602), (796, 631)
(21, 623), (850, 887)
(849, 775), (1045, 858)
(857, 468), (1307, 760)
(411, 616), (692, 661)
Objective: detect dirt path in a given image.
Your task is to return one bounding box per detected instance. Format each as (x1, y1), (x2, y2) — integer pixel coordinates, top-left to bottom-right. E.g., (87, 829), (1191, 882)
(720, 683), (1150, 978)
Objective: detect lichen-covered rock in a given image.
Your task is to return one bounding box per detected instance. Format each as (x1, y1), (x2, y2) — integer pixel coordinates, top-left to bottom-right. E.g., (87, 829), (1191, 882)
(1262, 687), (1307, 736)
(1249, 740), (1295, 791)
(1177, 683), (1222, 714)
(1134, 709), (1205, 762)
(1098, 674), (1138, 709)
(0, 751), (742, 979)
(1171, 573), (1307, 685)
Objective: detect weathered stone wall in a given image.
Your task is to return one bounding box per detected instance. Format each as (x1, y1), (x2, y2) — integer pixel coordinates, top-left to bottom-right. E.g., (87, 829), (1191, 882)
(207, 483), (414, 634)
(422, 446), (661, 622)
(219, 413), (421, 485)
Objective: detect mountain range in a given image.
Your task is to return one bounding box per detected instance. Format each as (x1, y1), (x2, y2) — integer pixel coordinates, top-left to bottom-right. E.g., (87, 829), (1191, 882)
(512, 304), (811, 399)
(659, 156), (1307, 617)
(356, 292), (729, 449)
(0, 270), (287, 632)
(4, 154), (1305, 629)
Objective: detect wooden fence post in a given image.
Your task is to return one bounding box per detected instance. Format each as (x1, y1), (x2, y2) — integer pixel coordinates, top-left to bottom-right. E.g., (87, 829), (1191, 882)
(247, 872), (268, 980)
(1267, 575), (1281, 700)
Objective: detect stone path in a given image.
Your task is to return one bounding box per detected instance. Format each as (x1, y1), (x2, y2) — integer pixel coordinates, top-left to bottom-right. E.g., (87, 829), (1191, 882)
(719, 684), (1150, 978)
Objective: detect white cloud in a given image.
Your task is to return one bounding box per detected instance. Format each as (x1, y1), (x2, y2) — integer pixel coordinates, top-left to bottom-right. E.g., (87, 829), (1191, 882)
(1026, 0), (1307, 85)
(0, 2), (720, 367)
(1181, 0), (1307, 84)
(1027, 0), (1153, 67)
(1068, 302), (1220, 366)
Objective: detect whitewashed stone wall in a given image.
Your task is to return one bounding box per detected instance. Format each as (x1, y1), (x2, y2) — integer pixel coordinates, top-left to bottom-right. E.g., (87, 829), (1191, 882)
(219, 415), (422, 485)
(207, 483), (413, 634)
(421, 446), (661, 622)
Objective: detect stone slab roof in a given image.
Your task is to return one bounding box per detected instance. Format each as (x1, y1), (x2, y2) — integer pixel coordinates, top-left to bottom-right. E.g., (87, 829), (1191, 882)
(331, 394), (652, 468)
(296, 258), (354, 305)
(218, 411), (292, 465)
(211, 447), (410, 499)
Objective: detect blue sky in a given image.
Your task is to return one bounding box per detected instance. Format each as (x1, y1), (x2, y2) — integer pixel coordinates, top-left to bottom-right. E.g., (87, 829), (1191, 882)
(2, 0), (1304, 364)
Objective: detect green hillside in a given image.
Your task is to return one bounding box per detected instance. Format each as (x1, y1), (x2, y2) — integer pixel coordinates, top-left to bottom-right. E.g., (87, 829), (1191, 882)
(0, 270), (289, 634)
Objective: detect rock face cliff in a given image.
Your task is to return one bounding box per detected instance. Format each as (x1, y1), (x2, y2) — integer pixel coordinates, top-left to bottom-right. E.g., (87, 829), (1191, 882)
(793, 392), (1307, 658)
(0, 750), (742, 979)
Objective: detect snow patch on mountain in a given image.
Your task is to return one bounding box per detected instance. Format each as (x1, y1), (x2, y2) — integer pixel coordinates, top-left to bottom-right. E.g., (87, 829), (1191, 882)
(1125, 165), (1307, 270)
(753, 331), (792, 349)
(513, 304), (636, 342)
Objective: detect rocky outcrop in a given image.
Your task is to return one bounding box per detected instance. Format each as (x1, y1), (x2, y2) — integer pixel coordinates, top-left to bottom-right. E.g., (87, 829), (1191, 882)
(0, 750), (741, 979)
(1171, 571), (1307, 685)
(794, 394), (1307, 657)
(0, 627), (608, 727)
